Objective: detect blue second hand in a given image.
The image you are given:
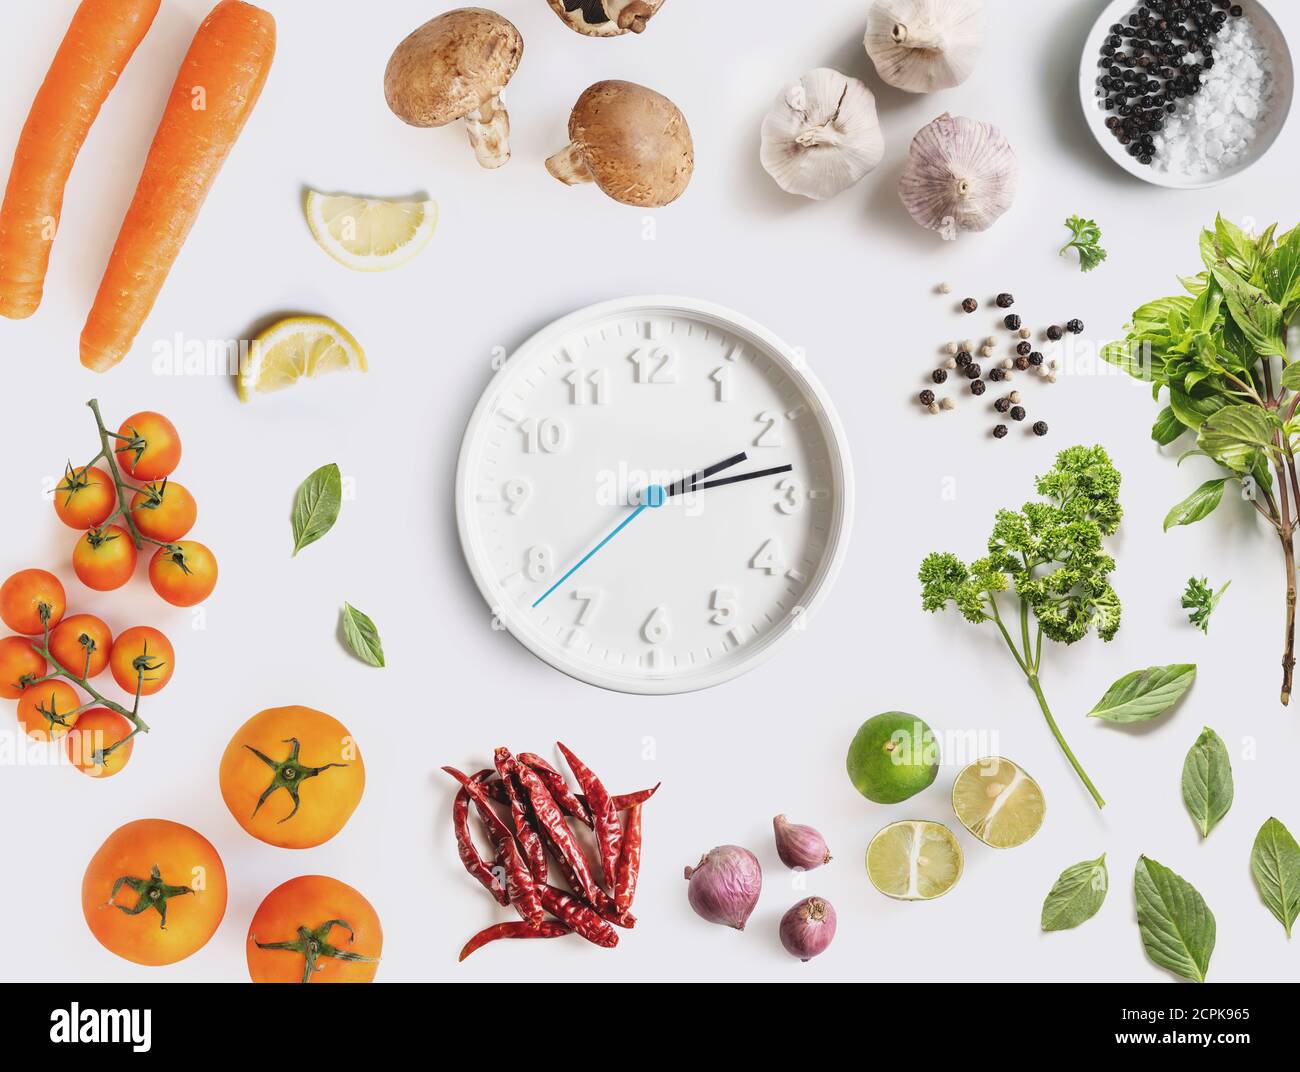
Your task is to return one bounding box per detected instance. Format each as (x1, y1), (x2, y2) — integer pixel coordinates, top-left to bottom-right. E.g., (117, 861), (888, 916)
(531, 485), (665, 608)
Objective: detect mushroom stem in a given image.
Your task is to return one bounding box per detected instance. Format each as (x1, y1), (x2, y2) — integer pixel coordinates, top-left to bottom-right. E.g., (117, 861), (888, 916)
(545, 142), (595, 186)
(892, 22), (948, 52)
(464, 94), (511, 169)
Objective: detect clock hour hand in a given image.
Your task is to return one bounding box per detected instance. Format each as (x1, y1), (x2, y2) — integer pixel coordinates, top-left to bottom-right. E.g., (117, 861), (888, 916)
(666, 461), (794, 496)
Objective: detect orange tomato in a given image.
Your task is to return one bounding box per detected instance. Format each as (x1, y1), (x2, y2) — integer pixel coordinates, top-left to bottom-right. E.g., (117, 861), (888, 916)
(148, 541), (216, 607)
(73, 526), (137, 591)
(0, 635), (45, 698)
(109, 626), (174, 696)
(219, 706), (365, 849)
(82, 818), (227, 966)
(66, 708), (135, 778)
(49, 614), (113, 678)
(115, 412), (181, 481)
(247, 875), (382, 983)
(53, 466), (116, 529)
(0, 569), (66, 634)
(129, 480), (197, 542)
(16, 679), (82, 740)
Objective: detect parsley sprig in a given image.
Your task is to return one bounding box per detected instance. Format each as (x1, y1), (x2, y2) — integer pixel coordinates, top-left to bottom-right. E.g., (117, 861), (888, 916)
(1182, 576), (1230, 634)
(1061, 215), (1108, 272)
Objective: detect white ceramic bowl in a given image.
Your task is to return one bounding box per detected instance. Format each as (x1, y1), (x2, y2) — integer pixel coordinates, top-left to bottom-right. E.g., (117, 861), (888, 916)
(1079, 0), (1294, 188)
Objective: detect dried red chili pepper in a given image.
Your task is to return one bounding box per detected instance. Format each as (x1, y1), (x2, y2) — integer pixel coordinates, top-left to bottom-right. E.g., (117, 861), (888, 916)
(451, 769), (509, 906)
(557, 742), (621, 890)
(614, 802), (643, 915)
(442, 766), (544, 929)
(515, 761), (598, 902)
(539, 884), (617, 948)
(578, 783), (661, 813)
(458, 920), (569, 962)
(494, 748), (548, 883)
(519, 752), (593, 826)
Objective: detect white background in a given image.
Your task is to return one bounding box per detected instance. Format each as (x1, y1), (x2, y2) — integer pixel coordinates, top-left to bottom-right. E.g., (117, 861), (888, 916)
(1, 0), (1298, 983)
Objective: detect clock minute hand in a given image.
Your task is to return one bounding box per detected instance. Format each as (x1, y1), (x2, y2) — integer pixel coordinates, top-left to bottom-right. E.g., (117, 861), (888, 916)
(667, 462), (794, 496)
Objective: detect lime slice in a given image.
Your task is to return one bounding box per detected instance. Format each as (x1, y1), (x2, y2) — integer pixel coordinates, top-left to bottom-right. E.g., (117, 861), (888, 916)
(866, 820), (963, 900)
(952, 756), (1045, 848)
(239, 315), (367, 401)
(305, 190), (438, 271)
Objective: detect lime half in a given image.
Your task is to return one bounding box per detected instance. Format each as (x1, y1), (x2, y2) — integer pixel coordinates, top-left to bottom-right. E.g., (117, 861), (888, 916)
(952, 756), (1045, 848)
(866, 820), (963, 900)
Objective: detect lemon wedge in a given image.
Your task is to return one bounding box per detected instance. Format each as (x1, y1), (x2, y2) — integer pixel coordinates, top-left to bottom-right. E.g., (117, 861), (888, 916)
(866, 820), (963, 901)
(951, 756), (1046, 848)
(305, 190), (438, 271)
(239, 316), (366, 402)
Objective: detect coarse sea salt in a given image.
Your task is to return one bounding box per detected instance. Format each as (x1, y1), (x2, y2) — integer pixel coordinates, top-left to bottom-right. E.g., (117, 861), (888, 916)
(1153, 15), (1274, 177)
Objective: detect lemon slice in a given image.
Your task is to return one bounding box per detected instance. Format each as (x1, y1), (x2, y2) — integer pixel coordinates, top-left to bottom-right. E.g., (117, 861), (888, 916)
(239, 316), (367, 401)
(305, 190), (438, 271)
(952, 756), (1045, 848)
(866, 820), (963, 900)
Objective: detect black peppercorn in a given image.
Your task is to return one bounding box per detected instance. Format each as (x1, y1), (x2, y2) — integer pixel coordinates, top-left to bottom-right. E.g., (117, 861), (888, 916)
(1066, 318), (1085, 333)
(970, 379), (987, 396)
(1033, 421), (1049, 436)
(1010, 406), (1026, 421)
(1016, 341), (1032, 356)
(994, 397), (1011, 413)
(1014, 355), (1030, 371)
(1004, 314), (1022, 330)
(919, 389), (935, 406)
(932, 368), (948, 384)
(966, 363), (982, 379)
(1028, 352), (1044, 366)
(989, 368), (1006, 382)
(1230, 4), (1242, 16)
(1046, 325), (1064, 341)
(955, 351), (972, 368)
(993, 424), (1008, 439)
(995, 293), (1015, 308)
(961, 297), (978, 313)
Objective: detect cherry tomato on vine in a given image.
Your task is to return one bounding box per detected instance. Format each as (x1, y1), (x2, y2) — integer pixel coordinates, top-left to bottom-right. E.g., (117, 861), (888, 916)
(114, 412), (181, 481)
(148, 541), (217, 607)
(246, 875), (382, 984)
(0, 636), (46, 699)
(49, 614), (113, 677)
(66, 708), (134, 778)
(16, 679), (81, 741)
(72, 526), (137, 592)
(129, 480), (197, 542)
(53, 465), (116, 529)
(0, 569), (66, 634)
(82, 819), (227, 966)
(109, 626), (174, 696)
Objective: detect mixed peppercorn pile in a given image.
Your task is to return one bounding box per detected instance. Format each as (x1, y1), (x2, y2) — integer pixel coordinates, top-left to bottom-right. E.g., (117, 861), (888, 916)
(443, 744), (657, 960)
(1095, 0), (1245, 166)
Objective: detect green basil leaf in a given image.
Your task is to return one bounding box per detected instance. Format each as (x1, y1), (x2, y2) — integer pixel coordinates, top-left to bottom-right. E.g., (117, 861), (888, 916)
(291, 463), (342, 556)
(1281, 362), (1300, 392)
(1180, 727), (1233, 838)
(1134, 855), (1216, 983)
(1041, 855), (1108, 932)
(1251, 817), (1300, 938)
(1167, 385), (1225, 432)
(1196, 404), (1276, 474)
(1151, 406), (1185, 446)
(1212, 266), (1287, 359)
(1163, 479), (1227, 531)
(341, 603), (385, 667)
(1088, 664), (1197, 724)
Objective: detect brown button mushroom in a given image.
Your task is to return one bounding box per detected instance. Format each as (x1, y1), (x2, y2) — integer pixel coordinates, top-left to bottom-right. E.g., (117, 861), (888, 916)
(546, 81), (694, 208)
(547, 0), (666, 36)
(384, 8), (523, 169)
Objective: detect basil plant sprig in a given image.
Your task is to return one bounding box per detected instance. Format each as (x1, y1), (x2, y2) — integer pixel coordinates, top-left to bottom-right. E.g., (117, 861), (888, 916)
(919, 445), (1122, 809)
(1102, 215), (1300, 704)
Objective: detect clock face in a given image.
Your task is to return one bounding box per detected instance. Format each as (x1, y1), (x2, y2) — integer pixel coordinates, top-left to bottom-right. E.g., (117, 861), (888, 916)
(455, 296), (853, 695)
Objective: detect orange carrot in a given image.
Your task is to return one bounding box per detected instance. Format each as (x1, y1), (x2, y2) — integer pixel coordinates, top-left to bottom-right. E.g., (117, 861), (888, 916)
(0, 0), (161, 320)
(80, 0), (275, 372)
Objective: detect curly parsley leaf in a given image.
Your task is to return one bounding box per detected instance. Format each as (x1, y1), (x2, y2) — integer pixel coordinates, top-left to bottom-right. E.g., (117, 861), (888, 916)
(1182, 576), (1230, 633)
(1061, 215), (1108, 273)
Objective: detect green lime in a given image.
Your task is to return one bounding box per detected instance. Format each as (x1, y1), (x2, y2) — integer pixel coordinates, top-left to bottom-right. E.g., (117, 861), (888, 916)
(951, 756), (1045, 848)
(865, 820), (963, 900)
(846, 712), (939, 804)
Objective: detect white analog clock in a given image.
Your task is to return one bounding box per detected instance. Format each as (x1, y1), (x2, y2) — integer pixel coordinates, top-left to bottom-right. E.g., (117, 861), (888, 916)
(455, 296), (853, 695)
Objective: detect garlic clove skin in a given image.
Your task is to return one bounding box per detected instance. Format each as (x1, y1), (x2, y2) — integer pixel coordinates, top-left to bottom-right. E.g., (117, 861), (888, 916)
(899, 113), (1017, 236)
(864, 0), (985, 94)
(760, 68), (884, 201)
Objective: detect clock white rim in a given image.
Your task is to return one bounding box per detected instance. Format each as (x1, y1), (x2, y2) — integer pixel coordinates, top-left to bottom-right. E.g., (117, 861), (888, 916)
(454, 294), (855, 696)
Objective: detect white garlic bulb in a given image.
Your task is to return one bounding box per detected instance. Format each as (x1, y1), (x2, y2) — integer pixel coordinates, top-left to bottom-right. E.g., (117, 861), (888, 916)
(899, 113), (1017, 236)
(760, 68), (884, 200)
(864, 0), (984, 94)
